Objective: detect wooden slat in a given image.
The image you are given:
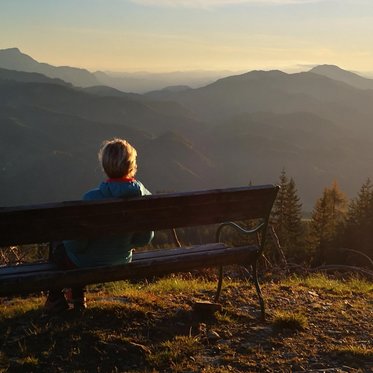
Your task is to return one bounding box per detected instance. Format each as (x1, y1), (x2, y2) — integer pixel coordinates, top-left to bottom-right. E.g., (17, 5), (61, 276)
(0, 245), (259, 296)
(0, 185), (279, 246)
(0, 263), (56, 276)
(133, 243), (226, 261)
(0, 244), (226, 277)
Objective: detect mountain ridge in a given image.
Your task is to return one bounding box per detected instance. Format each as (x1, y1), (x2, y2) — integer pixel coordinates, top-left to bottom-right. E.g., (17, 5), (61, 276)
(0, 48), (99, 87)
(1, 51), (373, 209)
(310, 64), (373, 90)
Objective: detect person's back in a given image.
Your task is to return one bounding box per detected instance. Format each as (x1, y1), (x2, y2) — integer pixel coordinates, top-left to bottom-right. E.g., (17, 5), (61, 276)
(45, 138), (153, 313)
(64, 176), (153, 266)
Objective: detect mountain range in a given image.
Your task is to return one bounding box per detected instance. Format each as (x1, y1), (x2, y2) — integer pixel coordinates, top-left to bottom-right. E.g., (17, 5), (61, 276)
(0, 48), (229, 92)
(1, 48), (373, 209)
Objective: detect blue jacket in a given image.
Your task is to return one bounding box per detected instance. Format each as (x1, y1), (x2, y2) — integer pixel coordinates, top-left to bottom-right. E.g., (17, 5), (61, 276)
(64, 179), (154, 267)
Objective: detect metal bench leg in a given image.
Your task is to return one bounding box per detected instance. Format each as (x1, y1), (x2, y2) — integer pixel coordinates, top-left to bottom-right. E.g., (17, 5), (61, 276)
(214, 265), (223, 302)
(252, 261), (265, 321)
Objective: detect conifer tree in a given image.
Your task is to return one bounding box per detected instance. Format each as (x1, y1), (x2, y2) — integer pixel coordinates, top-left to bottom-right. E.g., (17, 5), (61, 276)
(309, 181), (348, 263)
(343, 178), (373, 257)
(271, 169), (303, 259)
(271, 169), (288, 243)
(285, 178), (303, 253)
(347, 178), (372, 226)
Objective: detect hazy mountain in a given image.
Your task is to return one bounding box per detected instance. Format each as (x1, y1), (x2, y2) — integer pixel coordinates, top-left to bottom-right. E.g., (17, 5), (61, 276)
(1, 61), (373, 209)
(145, 85), (192, 99)
(80, 85), (195, 120)
(147, 69), (373, 134)
(82, 85), (142, 99)
(204, 111), (373, 206)
(0, 79), (204, 138)
(139, 131), (216, 192)
(310, 64), (373, 90)
(0, 48), (99, 87)
(143, 68), (373, 205)
(0, 104), (149, 205)
(94, 70), (233, 94)
(0, 80), (210, 205)
(0, 67), (70, 86)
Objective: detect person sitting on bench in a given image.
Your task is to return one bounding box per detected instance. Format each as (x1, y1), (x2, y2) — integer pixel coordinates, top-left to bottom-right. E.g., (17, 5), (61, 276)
(44, 138), (154, 313)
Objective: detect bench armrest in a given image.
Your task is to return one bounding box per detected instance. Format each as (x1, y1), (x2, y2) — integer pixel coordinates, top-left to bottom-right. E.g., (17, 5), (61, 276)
(216, 220), (268, 255)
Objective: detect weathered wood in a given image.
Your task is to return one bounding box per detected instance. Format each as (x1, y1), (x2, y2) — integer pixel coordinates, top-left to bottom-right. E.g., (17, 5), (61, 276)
(0, 245), (259, 296)
(133, 243), (226, 261)
(0, 185), (279, 246)
(0, 244), (226, 276)
(0, 262), (55, 276)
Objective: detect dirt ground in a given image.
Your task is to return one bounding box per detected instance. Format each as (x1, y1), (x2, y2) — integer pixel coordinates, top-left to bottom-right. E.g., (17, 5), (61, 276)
(0, 274), (372, 372)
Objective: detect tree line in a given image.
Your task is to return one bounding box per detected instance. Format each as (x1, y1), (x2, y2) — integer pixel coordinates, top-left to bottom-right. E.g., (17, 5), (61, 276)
(270, 170), (373, 267)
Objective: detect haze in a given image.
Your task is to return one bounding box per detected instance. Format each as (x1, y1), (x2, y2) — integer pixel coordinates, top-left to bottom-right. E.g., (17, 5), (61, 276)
(1, 0), (373, 74)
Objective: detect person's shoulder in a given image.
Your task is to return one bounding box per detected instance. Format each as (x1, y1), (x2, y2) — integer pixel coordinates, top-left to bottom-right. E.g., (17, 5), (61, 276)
(83, 188), (104, 201)
(133, 180), (152, 196)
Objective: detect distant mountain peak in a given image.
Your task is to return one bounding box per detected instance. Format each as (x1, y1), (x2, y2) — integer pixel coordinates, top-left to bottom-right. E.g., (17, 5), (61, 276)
(0, 47), (98, 87)
(236, 69), (287, 79)
(0, 47), (35, 60)
(311, 64), (342, 70)
(206, 69), (287, 90)
(2, 47), (21, 53)
(310, 64), (373, 90)
(310, 64), (368, 79)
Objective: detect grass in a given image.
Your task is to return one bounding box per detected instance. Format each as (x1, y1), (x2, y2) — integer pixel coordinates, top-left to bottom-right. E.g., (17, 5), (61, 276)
(0, 298), (42, 320)
(0, 273), (372, 372)
(272, 310), (308, 332)
(283, 273), (373, 294)
(148, 335), (202, 369)
(147, 276), (218, 294)
(95, 276), (219, 298)
(15, 355), (39, 366)
(214, 311), (234, 324)
(332, 345), (373, 361)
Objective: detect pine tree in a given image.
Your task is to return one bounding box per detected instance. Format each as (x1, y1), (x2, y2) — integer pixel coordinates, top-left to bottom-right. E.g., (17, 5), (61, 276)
(343, 178), (373, 257)
(285, 178), (303, 254)
(271, 169), (288, 244)
(347, 178), (372, 226)
(309, 181), (348, 263)
(270, 169), (304, 259)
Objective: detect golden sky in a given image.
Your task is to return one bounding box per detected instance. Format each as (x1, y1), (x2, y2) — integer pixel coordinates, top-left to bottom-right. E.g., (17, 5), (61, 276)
(1, 0), (373, 74)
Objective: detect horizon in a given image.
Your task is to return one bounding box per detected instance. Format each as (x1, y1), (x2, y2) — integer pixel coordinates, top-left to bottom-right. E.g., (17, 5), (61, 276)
(1, 0), (373, 75)
(2, 47), (373, 80)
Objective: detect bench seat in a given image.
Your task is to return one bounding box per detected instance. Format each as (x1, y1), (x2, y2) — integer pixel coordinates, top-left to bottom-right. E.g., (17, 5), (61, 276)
(0, 243), (259, 297)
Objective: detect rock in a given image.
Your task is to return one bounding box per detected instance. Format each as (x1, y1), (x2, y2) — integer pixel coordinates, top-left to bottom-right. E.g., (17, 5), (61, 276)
(193, 301), (222, 314)
(207, 330), (221, 340)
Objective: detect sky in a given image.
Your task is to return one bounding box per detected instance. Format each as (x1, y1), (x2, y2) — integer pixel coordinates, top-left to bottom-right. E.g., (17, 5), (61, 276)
(1, 0), (373, 74)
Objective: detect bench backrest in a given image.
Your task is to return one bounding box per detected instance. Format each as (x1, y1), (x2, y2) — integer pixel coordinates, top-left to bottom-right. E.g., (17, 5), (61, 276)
(0, 185), (279, 247)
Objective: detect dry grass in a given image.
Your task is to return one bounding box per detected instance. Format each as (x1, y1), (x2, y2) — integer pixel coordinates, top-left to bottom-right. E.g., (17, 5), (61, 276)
(272, 310), (308, 332)
(148, 335), (202, 369)
(283, 273), (373, 294)
(332, 345), (373, 361)
(1, 273), (372, 372)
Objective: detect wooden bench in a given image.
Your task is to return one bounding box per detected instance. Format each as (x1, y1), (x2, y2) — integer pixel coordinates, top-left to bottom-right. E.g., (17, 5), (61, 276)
(0, 185), (279, 320)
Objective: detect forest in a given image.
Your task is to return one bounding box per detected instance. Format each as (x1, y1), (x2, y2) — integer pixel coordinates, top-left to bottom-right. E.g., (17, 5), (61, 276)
(265, 171), (373, 273)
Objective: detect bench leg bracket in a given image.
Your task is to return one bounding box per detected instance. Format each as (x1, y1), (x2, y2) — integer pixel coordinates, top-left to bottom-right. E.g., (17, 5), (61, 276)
(252, 261), (265, 321)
